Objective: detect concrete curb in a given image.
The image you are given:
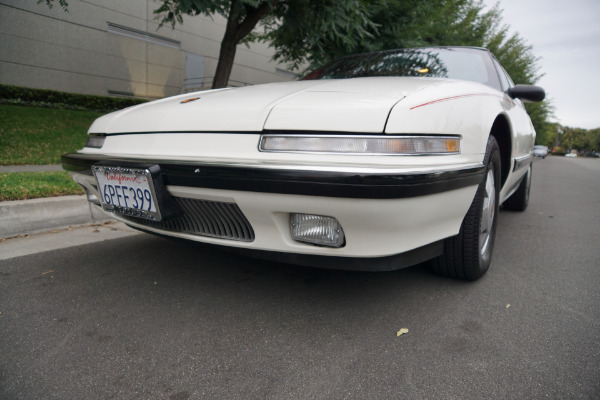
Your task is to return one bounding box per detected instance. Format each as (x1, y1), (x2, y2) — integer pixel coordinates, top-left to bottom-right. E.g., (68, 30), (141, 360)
(0, 195), (112, 239)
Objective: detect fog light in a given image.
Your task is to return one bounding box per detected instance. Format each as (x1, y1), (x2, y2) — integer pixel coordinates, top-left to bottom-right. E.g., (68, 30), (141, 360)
(290, 213), (345, 248)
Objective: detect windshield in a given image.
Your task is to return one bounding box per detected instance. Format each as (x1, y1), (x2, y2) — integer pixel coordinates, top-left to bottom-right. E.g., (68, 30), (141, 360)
(303, 47), (501, 90)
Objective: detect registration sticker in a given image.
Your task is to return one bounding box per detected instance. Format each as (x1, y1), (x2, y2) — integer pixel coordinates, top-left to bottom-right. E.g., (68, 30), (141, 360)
(92, 165), (162, 221)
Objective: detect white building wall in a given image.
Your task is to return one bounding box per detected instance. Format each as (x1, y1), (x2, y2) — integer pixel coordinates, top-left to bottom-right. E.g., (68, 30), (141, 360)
(0, 0), (298, 98)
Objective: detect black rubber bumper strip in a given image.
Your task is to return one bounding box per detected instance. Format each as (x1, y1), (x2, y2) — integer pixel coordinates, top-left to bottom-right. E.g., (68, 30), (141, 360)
(62, 153), (484, 200)
(139, 225), (444, 272)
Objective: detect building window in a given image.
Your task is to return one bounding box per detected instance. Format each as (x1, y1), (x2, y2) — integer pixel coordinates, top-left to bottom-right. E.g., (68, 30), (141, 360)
(107, 22), (181, 49)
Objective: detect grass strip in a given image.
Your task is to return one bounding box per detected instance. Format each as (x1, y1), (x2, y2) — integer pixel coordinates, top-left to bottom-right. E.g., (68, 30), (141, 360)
(0, 104), (102, 165)
(0, 172), (84, 201)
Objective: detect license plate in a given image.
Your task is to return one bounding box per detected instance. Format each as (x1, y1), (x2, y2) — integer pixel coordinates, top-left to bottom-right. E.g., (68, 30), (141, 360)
(92, 165), (162, 221)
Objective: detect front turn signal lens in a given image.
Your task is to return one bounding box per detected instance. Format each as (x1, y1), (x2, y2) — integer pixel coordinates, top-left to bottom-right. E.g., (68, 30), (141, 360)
(446, 138), (460, 153)
(260, 135), (460, 155)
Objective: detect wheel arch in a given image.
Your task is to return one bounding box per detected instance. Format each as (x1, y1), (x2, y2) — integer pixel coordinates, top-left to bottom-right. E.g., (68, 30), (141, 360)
(489, 114), (512, 188)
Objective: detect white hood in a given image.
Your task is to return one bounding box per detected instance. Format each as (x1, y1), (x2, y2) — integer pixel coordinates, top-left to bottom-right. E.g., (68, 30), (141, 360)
(89, 77), (450, 134)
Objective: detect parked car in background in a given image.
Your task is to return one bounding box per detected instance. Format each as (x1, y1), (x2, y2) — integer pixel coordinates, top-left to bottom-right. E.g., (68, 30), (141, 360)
(62, 46), (544, 281)
(565, 152), (578, 158)
(533, 145), (548, 158)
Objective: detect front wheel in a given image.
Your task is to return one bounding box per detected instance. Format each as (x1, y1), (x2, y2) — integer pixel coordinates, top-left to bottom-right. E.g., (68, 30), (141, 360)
(433, 135), (501, 280)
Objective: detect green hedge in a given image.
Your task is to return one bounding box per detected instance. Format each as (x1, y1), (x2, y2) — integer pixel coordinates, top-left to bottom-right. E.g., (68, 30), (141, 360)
(0, 84), (148, 112)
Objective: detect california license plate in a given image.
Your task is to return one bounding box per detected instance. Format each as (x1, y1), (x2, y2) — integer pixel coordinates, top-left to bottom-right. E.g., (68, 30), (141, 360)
(92, 165), (162, 221)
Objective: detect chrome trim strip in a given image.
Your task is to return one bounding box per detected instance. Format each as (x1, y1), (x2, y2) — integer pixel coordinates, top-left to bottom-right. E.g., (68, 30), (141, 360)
(65, 152), (482, 176)
(258, 134), (461, 156)
(513, 153), (533, 172)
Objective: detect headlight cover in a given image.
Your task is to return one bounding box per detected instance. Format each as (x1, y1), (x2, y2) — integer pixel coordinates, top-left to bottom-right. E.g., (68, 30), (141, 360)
(85, 134), (106, 149)
(259, 134), (460, 155)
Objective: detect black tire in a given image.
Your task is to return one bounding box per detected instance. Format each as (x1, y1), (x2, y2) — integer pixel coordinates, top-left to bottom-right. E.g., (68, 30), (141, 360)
(433, 135), (501, 281)
(502, 163), (532, 211)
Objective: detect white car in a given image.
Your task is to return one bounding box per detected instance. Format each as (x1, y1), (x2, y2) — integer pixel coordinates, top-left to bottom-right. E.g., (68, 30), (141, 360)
(533, 145), (548, 158)
(62, 47), (545, 280)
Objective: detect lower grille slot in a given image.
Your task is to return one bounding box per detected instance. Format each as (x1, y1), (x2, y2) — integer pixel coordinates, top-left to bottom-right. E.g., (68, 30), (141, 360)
(123, 197), (255, 242)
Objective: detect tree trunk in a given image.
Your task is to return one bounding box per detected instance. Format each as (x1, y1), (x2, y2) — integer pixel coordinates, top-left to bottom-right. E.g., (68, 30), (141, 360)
(211, 0), (278, 89)
(212, 0), (243, 89)
(212, 30), (239, 89)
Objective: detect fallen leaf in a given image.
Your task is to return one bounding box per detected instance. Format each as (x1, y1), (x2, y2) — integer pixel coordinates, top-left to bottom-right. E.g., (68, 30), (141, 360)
(506, 304), (511, 309)
(396, 328), (409, 337)
(92, 229), (100, 233)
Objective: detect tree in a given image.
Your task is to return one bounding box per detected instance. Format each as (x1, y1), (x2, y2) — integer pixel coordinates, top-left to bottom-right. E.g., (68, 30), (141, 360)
(538, 123), (560, 148)
(589, 129), (600, 151)
(268, 0), (476, 67)
(535, 122), (558, 147)
(37, 0), (68, 11)
(551, 126), (600, 154)
(154, 0), (375, 88)
(561, 127), (590, 151)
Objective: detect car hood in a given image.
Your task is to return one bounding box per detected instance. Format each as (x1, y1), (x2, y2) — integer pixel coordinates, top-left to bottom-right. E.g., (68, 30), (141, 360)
(90, 77), (456, 134)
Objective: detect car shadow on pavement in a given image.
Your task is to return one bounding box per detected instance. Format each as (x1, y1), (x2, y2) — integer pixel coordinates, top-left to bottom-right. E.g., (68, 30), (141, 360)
(33, 232), (468, 317)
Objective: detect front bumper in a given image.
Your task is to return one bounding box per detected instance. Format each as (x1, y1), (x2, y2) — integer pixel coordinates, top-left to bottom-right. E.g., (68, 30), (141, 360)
(62, 153), (483, 199)
(62, 152), (482, 266)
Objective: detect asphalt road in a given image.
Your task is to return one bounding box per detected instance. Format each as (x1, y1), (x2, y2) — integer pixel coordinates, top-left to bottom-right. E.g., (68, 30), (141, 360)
(1, 156), (599, 400)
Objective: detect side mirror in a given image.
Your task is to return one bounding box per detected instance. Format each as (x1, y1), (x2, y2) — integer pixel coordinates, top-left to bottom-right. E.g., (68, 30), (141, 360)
(507, 84), (545, 102)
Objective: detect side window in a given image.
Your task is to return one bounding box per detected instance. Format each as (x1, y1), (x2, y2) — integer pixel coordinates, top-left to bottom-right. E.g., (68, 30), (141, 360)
(492, 58), (512, 91)
(477, 50), (502, 91)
